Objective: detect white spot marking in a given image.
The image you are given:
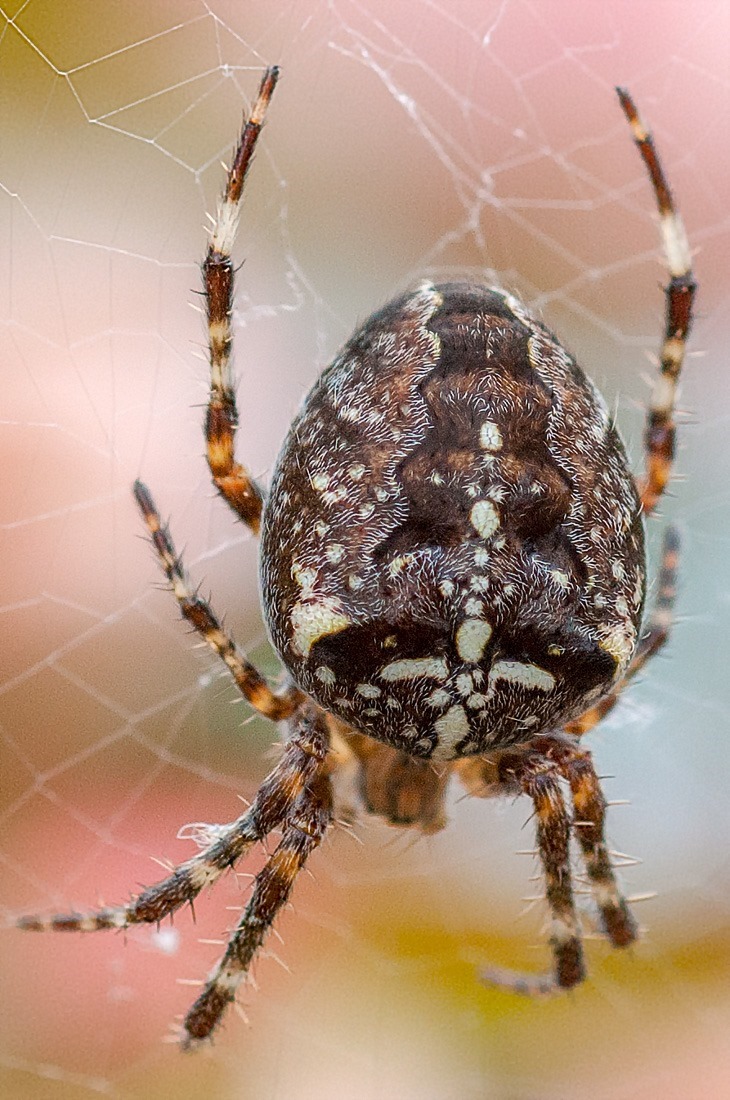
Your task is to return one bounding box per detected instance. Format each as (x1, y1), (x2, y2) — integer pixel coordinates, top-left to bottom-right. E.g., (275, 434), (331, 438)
(315, 665), (336, 685)
(380, 657), (450, 682)
(660, 210), (692, 278)
(356, 683), (381, 699)
(292, 562), (317, 592)
(323, 486), (347, 505)
(467, 693), (487, 710)
(290, 599), (351, 658)
(599, 624), (635, 673)
(311, 472), (330, 491)
(455, 672), (473, 696)
(470, 499), (500, 539)
(488, 660), (555, 692)
(211, 199), (241, 254)
(432, 705), (470, 760)
(325, 544), (345, 564)
(479, 420), (503, 451)
(426, 688), (452, 708)
(388, 555), (412, 576)
(593, 882), (621, 907)
(188, 861), (220, 891)
(550, 916), (579, 945)
(456, 619), (493, 663)
(652, 360), (679, 415)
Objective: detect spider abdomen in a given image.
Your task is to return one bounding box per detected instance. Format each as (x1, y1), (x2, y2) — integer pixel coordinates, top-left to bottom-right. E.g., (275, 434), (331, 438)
(261, 282), (645, 760)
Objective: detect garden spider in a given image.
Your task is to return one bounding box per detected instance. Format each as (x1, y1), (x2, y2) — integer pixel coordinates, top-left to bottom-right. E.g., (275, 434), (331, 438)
(18, 69), (695, 1048)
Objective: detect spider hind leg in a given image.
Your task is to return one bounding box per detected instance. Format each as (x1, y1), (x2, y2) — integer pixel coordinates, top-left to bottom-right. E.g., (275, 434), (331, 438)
(18, 702), (333, 1047)
(182, 765), (332, 1048)
(480, 738), (636, 996)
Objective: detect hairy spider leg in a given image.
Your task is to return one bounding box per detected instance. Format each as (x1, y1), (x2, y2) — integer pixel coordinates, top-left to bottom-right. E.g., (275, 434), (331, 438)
(204, 65), (280, 534)
(482, 749), (585, 995)
(17, 704), (327, 943)
(482, 738), (637, 995)
(564, 749), (638, 948)
(565, 524), (679, 736)
(182, 739), (332, 1047)
(616, 88), (696, 517)
(134, 479), (300, 720)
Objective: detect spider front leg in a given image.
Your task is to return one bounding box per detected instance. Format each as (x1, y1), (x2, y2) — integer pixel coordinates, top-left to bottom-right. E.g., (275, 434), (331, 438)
(617, 89), (697, 517)
(204, 65), (280, 534)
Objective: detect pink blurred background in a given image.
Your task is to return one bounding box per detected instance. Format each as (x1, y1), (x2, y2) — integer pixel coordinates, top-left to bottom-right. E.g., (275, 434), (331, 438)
(2, 1), (730, 1097)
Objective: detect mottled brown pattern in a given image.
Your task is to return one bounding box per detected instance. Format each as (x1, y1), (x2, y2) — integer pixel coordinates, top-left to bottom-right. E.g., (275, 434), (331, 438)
(262, 282), (642, 759)
(17, 77), (695, 1046)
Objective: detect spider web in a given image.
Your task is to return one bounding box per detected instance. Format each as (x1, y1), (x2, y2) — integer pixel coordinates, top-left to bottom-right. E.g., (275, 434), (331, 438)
(2, 1), (730, 1097)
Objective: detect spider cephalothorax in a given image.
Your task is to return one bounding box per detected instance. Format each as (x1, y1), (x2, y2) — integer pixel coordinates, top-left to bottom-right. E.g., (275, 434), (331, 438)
(17, 70), (695, 1048)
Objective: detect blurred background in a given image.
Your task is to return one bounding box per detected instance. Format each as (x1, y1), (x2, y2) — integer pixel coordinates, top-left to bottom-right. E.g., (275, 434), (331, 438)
(1, 1), (729, 1097)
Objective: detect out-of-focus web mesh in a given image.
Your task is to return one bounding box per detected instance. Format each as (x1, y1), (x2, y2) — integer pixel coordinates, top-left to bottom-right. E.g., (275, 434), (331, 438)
(2, 2), (730, 1097)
